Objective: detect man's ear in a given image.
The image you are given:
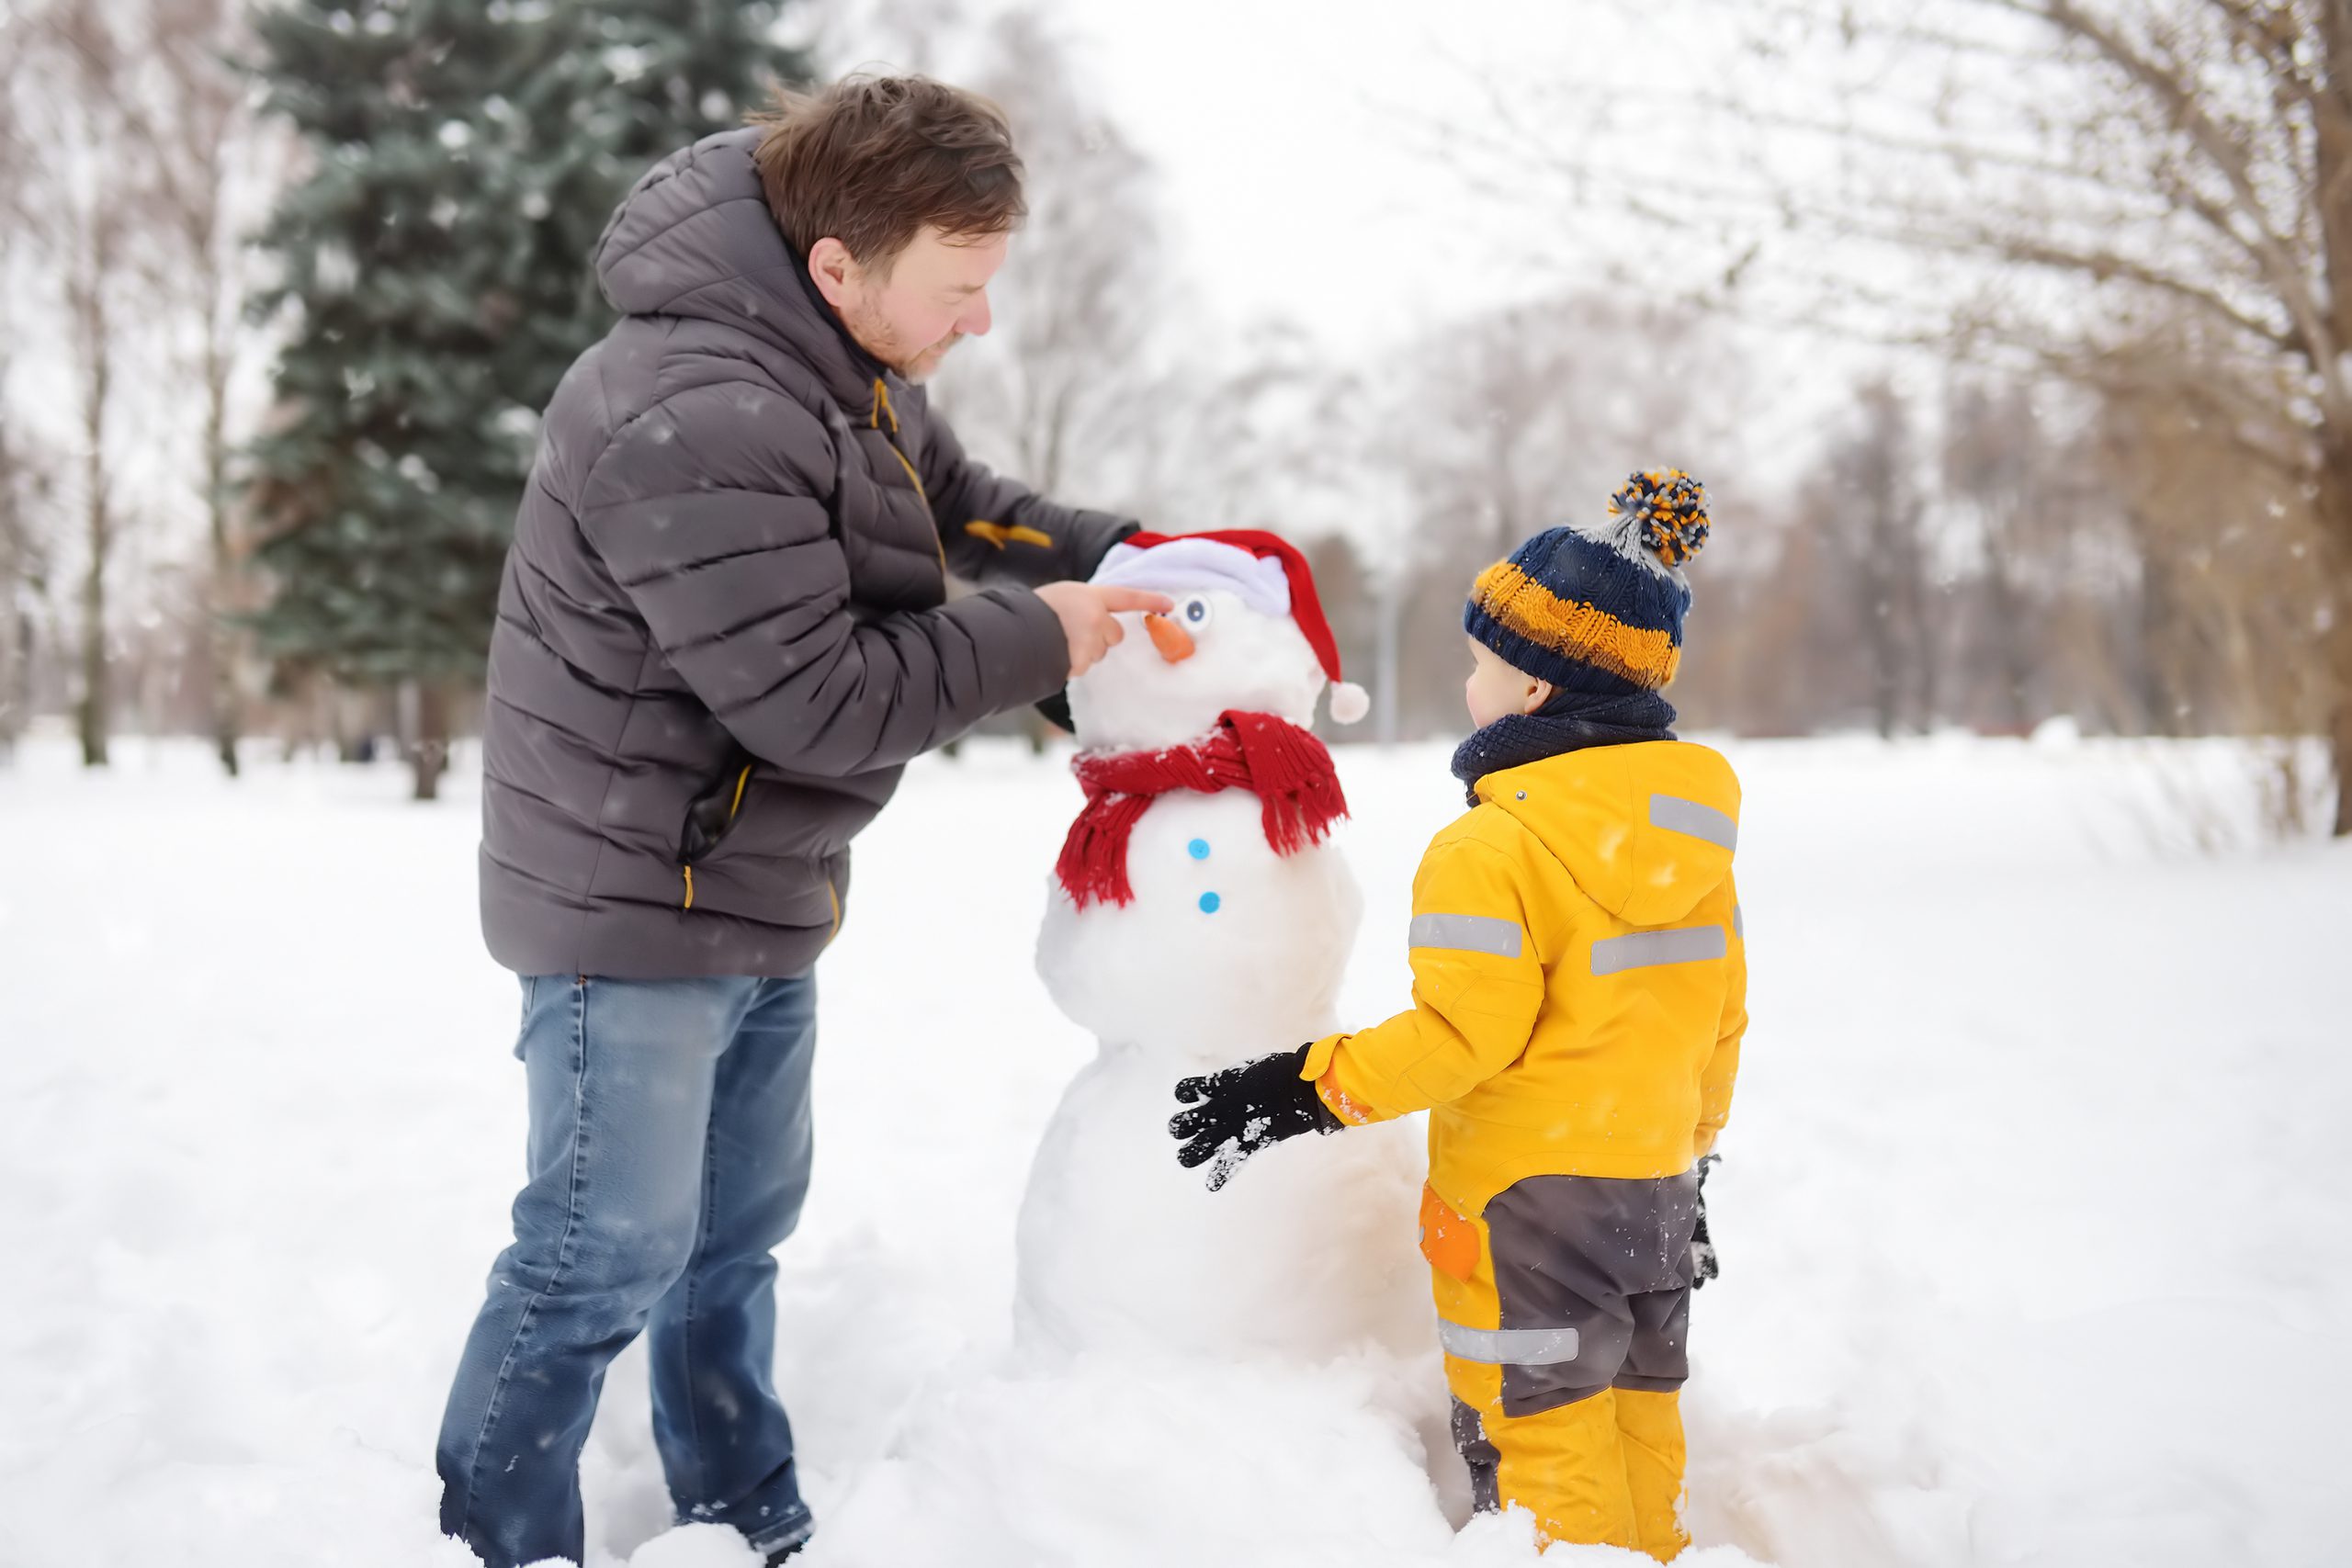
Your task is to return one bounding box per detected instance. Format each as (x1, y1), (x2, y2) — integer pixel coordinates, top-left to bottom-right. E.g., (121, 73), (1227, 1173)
(1521, 677), (1554, 716)
(807, 236), (858, 308)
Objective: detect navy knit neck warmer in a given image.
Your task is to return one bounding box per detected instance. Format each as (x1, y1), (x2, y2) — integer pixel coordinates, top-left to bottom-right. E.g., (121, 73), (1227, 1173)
(1449, 688), (1679, 803)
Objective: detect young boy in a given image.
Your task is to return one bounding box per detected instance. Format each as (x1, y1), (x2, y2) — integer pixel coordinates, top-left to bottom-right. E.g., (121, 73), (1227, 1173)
(1169, 471), (1746, 1562)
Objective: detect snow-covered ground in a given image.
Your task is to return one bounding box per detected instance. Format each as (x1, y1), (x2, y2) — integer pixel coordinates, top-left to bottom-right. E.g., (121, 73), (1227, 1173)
(2, 734), (2346, 1567)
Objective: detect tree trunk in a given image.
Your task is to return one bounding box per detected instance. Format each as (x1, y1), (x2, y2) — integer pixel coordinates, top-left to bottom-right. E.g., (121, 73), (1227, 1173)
(2323, 437), (2352, 836)
(2116, 502), (2187, 737)
(2316, 3), (2351, 834)
(0, 543), (18, 766)
(409, 679), (450, 802)
(202, 321), (241, 778)
(0, 602), (15, 762)
(1, 613), (25, 764)
(74, 274), (111, 770)
(1981, 560), (2037, 733)
(0, 602), (17, 763)
(1894, 510), (1938, 734)
(0, 362), (21, 761)
(1865, 579), (1903, 739)
(2330, 628), (2352, 837)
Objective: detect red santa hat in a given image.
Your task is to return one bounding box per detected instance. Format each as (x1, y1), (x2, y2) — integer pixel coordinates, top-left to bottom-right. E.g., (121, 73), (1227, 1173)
(1093, 528), (1371, 724)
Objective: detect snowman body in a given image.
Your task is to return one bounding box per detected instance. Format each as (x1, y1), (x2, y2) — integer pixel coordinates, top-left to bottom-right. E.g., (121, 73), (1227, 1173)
(1014, 540), (1426, 1362)
(1035, 787), (1356, 1067)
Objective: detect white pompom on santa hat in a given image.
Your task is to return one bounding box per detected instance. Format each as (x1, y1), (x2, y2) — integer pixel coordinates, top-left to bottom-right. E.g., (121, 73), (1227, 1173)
(1093, 528), (1372, 724)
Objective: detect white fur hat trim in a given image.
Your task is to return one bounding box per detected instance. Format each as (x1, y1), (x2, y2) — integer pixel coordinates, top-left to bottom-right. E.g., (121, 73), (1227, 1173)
(1091, 536), (1292, 617)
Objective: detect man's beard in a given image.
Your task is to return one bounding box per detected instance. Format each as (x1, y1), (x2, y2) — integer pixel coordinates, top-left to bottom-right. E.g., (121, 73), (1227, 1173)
(840, 293), (962, 383)
(901, 333), (964, 384)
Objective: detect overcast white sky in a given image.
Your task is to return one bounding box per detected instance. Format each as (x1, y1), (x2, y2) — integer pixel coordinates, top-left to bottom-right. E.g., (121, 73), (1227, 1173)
(1026, 0), (1577, 341)
(825, 0), (1616, 343)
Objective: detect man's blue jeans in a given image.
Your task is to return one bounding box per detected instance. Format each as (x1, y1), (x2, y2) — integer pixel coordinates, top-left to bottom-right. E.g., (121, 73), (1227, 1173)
(436, 975), (819, 1567)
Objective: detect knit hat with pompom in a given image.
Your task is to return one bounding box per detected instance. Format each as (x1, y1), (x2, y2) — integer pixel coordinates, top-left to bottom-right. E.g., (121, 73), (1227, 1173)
(1463, 469), (1712, 694)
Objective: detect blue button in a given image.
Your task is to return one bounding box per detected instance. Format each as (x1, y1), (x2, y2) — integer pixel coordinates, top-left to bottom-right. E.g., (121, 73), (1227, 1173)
(1198, 892), (1221, 914)
(1187, 838), (1210, 861)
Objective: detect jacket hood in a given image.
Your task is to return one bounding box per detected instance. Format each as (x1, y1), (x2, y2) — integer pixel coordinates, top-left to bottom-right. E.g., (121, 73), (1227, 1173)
(594, 128), (883, 410)
(1476, 740), (1739, 926)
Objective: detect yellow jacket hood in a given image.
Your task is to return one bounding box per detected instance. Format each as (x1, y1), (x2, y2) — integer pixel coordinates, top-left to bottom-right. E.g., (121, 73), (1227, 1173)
(1475, 742), (1739, 928)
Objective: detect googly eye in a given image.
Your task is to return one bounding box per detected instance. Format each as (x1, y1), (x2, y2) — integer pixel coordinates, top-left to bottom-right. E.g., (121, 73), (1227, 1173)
(1182, 597), (1213, 627)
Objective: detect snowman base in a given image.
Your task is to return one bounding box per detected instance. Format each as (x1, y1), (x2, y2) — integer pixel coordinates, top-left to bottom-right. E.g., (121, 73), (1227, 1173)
(1013, 1037), (1428, 1364)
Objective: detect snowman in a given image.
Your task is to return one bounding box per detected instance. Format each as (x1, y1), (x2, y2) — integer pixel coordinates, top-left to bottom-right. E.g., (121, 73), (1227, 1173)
(1014, 530), (1428, 1362)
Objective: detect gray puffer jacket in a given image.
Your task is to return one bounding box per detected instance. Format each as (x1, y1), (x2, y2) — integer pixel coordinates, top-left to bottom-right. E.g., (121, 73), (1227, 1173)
(479, 128), (1134, 979)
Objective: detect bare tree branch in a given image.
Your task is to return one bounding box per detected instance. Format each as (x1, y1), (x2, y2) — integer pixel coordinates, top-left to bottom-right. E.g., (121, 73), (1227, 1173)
(1996, 0), (2339, 390)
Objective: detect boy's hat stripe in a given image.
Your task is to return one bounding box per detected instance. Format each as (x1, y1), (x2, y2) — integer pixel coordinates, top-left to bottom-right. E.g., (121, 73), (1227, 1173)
(1469, 561), (1682, 688)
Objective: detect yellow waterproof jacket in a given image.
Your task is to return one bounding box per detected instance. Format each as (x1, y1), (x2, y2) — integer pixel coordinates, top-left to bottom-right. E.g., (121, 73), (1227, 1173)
(1305, 740), (1747, 1214)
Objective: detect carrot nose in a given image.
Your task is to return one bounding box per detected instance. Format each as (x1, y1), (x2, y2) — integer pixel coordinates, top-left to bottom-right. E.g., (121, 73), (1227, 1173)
(1143, 613), (1195, 663)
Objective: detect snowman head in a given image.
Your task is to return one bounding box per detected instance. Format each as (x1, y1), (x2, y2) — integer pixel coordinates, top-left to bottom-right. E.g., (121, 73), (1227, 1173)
(1069, 530), (1371, 754)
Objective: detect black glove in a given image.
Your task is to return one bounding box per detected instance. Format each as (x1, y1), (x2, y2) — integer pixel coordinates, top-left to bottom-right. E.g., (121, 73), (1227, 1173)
(1690, 1153), (1721, 1289)
(1170, 1044), (1345, 1191)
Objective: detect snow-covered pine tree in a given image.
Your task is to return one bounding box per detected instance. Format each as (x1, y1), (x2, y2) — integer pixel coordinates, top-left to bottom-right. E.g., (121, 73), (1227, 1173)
(245, 0), (805, 799)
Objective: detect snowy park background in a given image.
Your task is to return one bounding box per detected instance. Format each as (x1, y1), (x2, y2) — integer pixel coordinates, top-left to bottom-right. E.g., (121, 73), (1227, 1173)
(4, 731), (2346, 1566)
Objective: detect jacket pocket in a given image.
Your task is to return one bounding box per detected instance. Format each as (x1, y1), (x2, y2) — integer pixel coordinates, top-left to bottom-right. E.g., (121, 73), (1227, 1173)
(679, 759), (754, 908)
(1419, 1183), (1482, 1282)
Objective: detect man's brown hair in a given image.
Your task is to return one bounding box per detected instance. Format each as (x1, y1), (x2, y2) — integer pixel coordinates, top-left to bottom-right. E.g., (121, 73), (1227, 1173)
(750, 74), (1025, 271)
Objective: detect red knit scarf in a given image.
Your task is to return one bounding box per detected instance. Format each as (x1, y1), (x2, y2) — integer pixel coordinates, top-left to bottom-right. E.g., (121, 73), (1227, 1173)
(1055, 710), (1350, 909)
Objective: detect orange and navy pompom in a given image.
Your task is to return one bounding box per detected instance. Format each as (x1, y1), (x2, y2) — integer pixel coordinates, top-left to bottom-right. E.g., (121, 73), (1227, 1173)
(1608, 469), (1711, 569)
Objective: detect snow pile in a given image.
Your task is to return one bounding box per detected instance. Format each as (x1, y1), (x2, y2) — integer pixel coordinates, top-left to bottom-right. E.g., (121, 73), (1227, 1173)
(0, 736), (2344, 1566)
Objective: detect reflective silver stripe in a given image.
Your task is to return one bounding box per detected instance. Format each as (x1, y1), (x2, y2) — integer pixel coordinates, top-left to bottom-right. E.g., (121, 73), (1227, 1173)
(1438, 1320), (1581, 1366)
(1649, 793), (1738, 852)
(1410, 913), (1523, 959)
(1733, 904), (1744, 939)
(1590, 924), (1727, 976)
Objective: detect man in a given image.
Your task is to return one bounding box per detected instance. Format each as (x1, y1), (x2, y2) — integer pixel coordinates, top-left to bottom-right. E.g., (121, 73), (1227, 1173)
(436, 75), (1168, 1568)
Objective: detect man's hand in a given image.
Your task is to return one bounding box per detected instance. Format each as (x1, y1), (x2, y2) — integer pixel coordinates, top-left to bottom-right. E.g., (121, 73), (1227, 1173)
(1170, 1044), (1346, 1192)
(1034, 582), (1173, 677)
